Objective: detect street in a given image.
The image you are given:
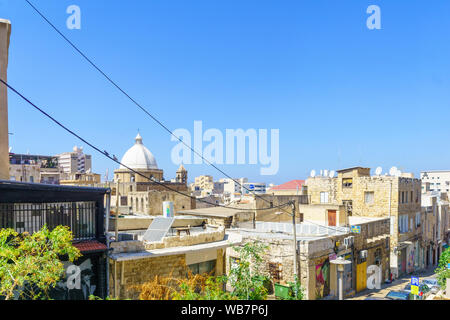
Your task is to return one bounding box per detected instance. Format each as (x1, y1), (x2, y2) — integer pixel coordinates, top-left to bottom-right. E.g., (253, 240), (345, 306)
(348, 267), (438, 300)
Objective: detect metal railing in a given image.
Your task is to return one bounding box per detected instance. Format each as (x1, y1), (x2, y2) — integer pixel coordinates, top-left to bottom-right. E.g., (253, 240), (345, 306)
(0, 201), (97, 241)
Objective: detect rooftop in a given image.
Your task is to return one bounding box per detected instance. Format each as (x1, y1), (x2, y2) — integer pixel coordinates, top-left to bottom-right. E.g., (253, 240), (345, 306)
(269, 179), (305, 191)
(178, 204), (253, 218)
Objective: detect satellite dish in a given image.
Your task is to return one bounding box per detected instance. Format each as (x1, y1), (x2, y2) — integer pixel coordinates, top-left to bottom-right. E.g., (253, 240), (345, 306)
(389, 166), (398, 176)
(396, 170), (402, 177)
(375, 167), (382, 176)
(324, 169), (329, 177)
(8, 147), (12, 153)
(329, 170), (335, 178)
(310, 170), (316, 177)
(320, 170), (323, 176)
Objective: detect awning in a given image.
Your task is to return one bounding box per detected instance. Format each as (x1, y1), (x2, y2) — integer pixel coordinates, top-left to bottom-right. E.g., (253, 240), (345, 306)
(73, 240), (108, 253)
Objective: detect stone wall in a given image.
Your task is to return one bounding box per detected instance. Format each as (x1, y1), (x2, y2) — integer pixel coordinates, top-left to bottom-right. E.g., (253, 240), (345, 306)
(109, 248), (226, 300)
(109, 254), (187, 299)
(110, 226), (225, 253)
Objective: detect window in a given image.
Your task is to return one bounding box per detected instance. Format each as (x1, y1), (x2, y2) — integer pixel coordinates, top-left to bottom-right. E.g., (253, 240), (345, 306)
(342, 178), (353, 188)
(188, 260), (216, 275)
(364, 192), (374, 204)
(399, 215), (409, 233)
(415, 212), (421, 228)
(320, 192), (329, 203)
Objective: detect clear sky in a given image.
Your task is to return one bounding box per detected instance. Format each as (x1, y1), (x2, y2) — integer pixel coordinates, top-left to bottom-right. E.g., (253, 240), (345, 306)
(2, 0), (450, 185)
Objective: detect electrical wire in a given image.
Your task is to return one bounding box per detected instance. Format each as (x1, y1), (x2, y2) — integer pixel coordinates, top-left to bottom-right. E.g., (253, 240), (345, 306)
(0, 78), (289, 213)
(23, 0), (281, 209)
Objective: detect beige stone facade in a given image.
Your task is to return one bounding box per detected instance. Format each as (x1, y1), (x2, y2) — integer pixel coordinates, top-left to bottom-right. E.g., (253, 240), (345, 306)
(226, 217), (390, 300)
(0, 20), (11, 180)
(60, 172), (101, 187)
(108, 225), (239, 299)
(306, 167), (423, 278)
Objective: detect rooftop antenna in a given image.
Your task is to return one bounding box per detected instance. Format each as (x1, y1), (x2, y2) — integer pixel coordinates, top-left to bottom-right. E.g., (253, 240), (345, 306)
(389, 166), (398, 176)
(310, 170), (316, 178)
(375, 167), (382, 176)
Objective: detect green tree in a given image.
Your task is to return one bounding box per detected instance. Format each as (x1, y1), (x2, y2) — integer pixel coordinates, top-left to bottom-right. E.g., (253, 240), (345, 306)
(0, 225), (81, 300)
(228, 242), (269, 300)
(435, 247), (450, 288)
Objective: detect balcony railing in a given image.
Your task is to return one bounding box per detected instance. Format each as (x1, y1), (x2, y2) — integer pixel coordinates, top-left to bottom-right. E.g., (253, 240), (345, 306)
(0, 201), (97, 241)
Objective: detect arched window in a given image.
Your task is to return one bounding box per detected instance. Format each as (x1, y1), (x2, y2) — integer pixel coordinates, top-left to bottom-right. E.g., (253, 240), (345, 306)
(141, 198), (144, 213)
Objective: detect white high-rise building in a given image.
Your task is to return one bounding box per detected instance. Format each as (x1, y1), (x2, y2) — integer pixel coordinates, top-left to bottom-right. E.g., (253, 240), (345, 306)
(421, 170), (450, 194)
(57, 146), (92, 175)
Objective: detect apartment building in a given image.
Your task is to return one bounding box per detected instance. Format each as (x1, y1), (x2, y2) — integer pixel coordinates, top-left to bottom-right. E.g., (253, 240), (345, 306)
(57, 146), (92, 176)
(306, 167), (422, 278)
(421, 170), (450, 193)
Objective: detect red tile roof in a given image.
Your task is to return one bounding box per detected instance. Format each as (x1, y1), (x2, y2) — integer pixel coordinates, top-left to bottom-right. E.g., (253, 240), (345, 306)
(270, 179), (305, 190)
(73, 240), (107, 253)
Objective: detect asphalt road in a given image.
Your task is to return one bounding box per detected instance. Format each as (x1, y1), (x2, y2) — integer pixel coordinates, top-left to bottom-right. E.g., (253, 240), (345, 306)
(347, 267), (438, 300)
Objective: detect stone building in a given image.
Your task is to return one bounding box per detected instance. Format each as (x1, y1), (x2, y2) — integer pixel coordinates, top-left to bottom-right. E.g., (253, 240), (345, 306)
(9, 153), (63, 184)
(306, 166), (422, 278)
(421, 192), (449, 267)
(226, 216), (390, 300)
(0, 19), (11, 180)
(108, 221), (242, 299)
(109, 133), (193, 215)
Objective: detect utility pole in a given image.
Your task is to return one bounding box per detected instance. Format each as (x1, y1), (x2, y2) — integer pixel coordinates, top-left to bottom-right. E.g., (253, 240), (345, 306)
(115, 179), (120, 241)
(291, 200), (298, 298)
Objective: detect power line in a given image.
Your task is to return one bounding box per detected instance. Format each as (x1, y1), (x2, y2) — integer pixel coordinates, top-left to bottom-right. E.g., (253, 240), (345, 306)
(23, 0), (278, 208)
(0, 78), (289, 213)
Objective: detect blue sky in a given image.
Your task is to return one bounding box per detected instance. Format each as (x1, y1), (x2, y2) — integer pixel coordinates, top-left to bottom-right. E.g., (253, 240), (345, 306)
(2, 0), (450, 185)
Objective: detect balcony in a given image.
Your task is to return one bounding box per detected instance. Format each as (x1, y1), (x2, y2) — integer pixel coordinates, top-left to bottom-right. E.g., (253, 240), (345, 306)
(0, 180), (109, 242)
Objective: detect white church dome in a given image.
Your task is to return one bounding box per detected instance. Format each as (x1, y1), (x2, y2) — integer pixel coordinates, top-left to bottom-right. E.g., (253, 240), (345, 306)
(120, 133), (158, 170)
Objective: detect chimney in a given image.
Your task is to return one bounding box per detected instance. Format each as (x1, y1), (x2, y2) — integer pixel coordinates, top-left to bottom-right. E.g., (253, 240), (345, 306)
(0, 19), (11, 180)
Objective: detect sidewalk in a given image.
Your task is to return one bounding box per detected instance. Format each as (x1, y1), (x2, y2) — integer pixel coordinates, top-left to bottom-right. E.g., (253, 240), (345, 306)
(348, 267), (437, 300)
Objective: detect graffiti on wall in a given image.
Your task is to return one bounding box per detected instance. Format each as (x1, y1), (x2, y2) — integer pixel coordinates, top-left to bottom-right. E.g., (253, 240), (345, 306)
(315, 257), (330, 299)
(50, 258), (97, 300)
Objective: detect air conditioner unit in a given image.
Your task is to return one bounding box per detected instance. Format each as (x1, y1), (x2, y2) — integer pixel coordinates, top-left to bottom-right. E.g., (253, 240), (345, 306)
(359, 250), (368, 259)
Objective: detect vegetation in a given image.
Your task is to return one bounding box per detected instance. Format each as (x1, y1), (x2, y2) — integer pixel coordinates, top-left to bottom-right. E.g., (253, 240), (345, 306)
(284, 275), (305, 300)
(435, 247), (450, 288)
(0, 225), (81, 300)
(136, 241), (306, 301)
(227, 242), (269, 300)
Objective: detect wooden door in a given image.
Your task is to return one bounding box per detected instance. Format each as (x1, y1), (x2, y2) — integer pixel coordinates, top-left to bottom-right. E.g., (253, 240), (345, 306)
(356, 262), (367, 293)
(328, 210), (337, 226)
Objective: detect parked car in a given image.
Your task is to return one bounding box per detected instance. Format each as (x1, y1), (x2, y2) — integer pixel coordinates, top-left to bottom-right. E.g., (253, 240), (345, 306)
(422, 279), (440, 294)
(385, 290), (410, 300)
(403, 283), (431, 299)
(364, 297), (393, 300)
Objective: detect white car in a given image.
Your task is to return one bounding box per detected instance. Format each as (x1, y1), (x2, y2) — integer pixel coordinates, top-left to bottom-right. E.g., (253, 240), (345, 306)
(422, 279), (440, 294)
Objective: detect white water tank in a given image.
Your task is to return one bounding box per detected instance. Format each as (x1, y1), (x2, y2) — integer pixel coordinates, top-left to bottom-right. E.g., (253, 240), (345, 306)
(163, 201), (174, 218)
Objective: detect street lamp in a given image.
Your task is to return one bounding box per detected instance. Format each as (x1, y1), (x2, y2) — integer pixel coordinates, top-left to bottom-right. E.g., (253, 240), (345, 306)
(330, 257), (351, 300)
